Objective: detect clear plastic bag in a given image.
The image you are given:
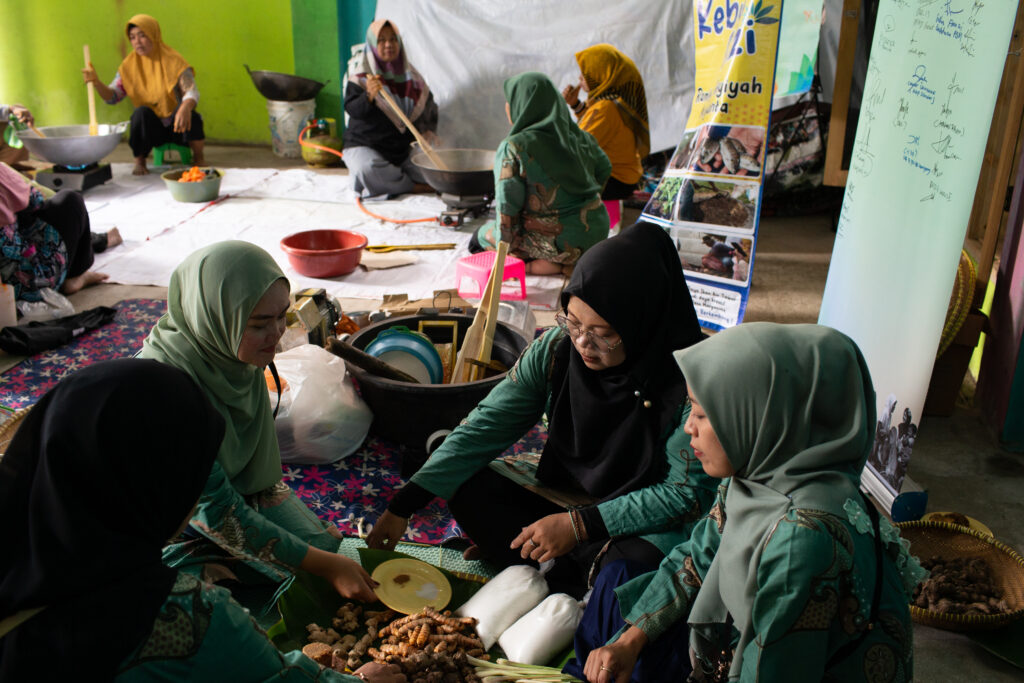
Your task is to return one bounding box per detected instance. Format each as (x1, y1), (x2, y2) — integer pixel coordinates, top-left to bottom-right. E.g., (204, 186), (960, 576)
(16, 288), (75, 323)
(271, 344), (373, 465)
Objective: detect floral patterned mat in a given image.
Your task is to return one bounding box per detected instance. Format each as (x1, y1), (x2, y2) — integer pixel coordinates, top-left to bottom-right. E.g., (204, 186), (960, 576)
(0, 298), (168, 411)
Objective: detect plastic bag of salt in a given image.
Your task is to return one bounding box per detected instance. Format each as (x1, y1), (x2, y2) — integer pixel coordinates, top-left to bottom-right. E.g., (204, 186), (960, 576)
(498, 593), (582, 665)
(455, 565), (547, 649)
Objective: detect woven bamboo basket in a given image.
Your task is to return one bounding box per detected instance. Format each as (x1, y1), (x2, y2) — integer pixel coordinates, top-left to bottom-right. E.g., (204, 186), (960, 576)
(0, 408), (30, 458)
(898, 520), (1024, 632)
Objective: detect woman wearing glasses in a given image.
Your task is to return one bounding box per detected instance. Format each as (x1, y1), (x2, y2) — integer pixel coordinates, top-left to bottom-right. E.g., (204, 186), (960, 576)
(367, 222), (716, 596)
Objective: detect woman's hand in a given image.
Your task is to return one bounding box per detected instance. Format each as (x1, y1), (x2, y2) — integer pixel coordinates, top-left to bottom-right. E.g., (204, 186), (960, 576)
(81, 66), (100, 85)
(562, 83), (581, 108)
(9, 105), (33, 126)
(300, 547), (378, 602)
(173, 100), (196, 134)
(583, 626), (648, 683)
(366, 75), (384, 102)
(354, 662), (407, 683)
(510, 512), (579, 563)
(366, 510), (408, 550)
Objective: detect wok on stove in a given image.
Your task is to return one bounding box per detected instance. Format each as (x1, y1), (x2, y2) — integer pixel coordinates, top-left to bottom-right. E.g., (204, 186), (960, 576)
(410, 147), (495, 197)
(16, 122), (128, 167)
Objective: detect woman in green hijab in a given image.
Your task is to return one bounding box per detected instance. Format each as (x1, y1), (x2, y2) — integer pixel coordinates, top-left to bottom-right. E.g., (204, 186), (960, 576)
(474, 72), (612, 275)
(569, 323), (926, 683)
(141, 241), (377, 603)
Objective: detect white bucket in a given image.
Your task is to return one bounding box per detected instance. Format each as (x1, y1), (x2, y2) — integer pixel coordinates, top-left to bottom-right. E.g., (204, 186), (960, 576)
(267, 99), (316, 158)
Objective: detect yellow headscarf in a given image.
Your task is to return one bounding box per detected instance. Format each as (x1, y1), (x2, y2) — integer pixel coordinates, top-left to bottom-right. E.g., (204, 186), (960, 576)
(118, 15), (191, 119)
(576, 44), (650, 158)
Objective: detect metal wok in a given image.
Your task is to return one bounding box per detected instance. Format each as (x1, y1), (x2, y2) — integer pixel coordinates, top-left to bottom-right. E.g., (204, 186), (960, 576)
(16, 123), (128, 167)
(410, 148), (495, 197)
(244, 64), (326, 102)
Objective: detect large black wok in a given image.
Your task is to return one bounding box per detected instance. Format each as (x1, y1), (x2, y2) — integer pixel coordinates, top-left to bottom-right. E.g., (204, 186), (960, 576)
(410, 148), (495, 197)
(244, 64), (326, 101)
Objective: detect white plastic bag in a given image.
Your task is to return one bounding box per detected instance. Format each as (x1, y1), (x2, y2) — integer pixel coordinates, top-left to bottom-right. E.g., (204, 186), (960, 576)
(16, 288), (75, 323)
(270, 344), (373, 464)
(455, 565), (548, 649)
(498, 593), (582, 665)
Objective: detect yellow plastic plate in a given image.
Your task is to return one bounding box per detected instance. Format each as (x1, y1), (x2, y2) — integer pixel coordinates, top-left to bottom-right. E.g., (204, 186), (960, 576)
(922, 511), (994, 537)
(371, 558), (452, 614)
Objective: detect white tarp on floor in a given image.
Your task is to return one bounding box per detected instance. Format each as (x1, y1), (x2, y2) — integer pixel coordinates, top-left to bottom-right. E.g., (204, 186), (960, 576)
(376, 0), (696, 154)
(83, 164), (564, 308)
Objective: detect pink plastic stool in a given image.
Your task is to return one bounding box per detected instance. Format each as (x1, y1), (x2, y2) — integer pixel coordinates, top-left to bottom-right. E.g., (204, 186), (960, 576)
(603, 199), (623, 234)
(456, 251), (527, 301)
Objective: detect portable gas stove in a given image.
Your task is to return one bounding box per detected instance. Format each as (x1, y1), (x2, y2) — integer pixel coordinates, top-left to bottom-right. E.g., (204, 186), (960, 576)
(35, 163), (113, 192)
(439, 192), (493, 227)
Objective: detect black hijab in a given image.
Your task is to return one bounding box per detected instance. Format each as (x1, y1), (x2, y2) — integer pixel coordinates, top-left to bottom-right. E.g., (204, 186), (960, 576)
(0, 359), (224, 680)
(540, 221), (704, 499)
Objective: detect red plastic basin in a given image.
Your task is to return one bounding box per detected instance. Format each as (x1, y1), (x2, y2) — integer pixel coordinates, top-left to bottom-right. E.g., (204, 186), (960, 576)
(279, 229), (368, 278)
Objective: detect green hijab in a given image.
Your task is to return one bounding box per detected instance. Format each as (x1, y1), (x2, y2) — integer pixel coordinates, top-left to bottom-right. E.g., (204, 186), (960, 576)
(503, 71), (604, 196)
(140, 241), (288, 496)
(673, 323), (875, 678)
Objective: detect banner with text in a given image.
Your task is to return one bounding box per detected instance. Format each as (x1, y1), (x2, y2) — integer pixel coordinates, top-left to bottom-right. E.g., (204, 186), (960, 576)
(818, 0), (1017, 500)
(642, 0), (782, 330)
(775, 0), (824, 98)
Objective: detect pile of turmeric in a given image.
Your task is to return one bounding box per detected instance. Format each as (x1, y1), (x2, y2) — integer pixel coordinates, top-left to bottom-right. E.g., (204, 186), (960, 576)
(913, 555), (1012, 616)
(178, 166), (209, 182)
(303, 603), (486, 682)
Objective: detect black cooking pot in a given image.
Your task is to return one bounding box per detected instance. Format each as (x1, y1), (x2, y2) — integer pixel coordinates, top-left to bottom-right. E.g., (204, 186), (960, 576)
(343, 313), (528, 463)
(245, 64), (326, 101)
(410, 148), (495, 197)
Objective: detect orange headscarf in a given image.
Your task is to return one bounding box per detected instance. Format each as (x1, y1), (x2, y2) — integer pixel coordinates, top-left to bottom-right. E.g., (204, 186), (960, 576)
(576, 44), (650, 158)
(118, 15), (191, 119)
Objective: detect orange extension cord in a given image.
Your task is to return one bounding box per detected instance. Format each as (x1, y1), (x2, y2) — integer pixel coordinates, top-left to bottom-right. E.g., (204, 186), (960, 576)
(298, 123), (437, 225)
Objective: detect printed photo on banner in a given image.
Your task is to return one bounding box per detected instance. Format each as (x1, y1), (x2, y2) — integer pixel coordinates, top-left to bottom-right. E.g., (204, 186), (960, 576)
(643, 176), (684, 222)
(669, 124), (765, 178)
(677, 177), (759, 232)
(669, 228), (752, 286)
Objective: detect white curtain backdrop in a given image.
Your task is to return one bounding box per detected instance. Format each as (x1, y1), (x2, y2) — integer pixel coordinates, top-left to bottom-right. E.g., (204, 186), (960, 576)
(376, 0), (696, 154)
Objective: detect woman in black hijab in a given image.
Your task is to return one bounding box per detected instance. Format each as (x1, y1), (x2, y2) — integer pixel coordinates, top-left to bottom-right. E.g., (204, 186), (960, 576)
(0, 360), (404, 683)
(368, 222), (719, 596)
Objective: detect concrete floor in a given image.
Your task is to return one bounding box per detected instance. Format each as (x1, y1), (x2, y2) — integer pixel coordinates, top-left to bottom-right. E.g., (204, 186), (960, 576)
(8, 142), (1024, 680)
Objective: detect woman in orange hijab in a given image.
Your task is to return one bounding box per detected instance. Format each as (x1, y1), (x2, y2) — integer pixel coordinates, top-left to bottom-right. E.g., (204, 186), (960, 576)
(562, 44), (650, 201)
(82, 15), (205, 175)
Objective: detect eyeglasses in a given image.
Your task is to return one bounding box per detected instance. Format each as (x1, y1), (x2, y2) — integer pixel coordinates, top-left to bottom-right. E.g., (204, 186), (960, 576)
(554, 313), (623, 353)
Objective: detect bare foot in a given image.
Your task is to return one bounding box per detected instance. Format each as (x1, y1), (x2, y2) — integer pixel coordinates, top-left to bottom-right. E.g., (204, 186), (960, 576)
(525, 259), (565, 275)
(61, 270), (109, 294)
(105, 227), (122, 249)
(132, 160), (149, 176)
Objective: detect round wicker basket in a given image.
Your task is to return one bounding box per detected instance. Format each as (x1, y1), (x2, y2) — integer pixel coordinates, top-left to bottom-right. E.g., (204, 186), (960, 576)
(898, 520), (1024, 632)
(0, 408), (30, 459)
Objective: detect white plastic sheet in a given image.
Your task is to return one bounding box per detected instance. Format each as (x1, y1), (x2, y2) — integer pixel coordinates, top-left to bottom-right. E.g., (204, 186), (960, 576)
(377, 0), (695, 154)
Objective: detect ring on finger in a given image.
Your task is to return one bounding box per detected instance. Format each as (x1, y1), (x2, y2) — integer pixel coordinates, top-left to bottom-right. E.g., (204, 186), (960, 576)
(600, 665), (614, 672)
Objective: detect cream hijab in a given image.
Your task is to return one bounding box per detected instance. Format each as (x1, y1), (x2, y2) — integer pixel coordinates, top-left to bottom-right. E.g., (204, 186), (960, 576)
(140, 241), (287, 495)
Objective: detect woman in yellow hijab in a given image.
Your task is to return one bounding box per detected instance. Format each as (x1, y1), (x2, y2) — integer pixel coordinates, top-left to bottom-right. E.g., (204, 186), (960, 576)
(562, 44), (650, 200)
(82, 15), (205, 175)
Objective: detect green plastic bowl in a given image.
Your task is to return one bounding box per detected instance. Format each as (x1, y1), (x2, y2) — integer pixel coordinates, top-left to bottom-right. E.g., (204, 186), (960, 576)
(161, 168), (222, 203)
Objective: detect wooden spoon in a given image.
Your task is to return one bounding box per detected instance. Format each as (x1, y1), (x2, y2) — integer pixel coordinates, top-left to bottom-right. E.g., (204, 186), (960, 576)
(84, 44), (98, 136)
(376, 88), (449, 171)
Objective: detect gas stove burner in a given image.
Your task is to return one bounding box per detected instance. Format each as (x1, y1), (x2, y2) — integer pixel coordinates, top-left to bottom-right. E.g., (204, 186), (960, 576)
(438, 192), (493, 227)
(36, 163), (112, 192)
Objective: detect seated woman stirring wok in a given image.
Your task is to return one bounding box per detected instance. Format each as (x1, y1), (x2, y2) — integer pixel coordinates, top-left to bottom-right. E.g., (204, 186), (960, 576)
(140, 241), (377, 604)
(472, 72), (612, 275)
(82, 14), (206, 175)
(0, 360), (405, 683)
(343, 19), (438, 197)
(569, 323), (925, 683)
(1, 162), (120, 299)
(368, 222), (717, 597)
(562, 44), (650, 201)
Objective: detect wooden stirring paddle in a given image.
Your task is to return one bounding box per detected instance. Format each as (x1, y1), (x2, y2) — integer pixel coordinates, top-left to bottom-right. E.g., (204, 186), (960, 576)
(29, 124), (45, 138)
(84, 44), (98, 136)
(376, 88), (449, 171)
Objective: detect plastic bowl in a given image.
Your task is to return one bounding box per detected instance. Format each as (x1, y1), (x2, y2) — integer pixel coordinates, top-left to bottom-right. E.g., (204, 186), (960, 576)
(364, 327), (444, 384)
(161, 168), (222, 203)
(279, 229), (368, 278)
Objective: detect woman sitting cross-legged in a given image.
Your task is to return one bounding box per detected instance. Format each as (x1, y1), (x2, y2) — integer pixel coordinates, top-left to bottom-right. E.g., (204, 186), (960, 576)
(567, 323), (926, 683)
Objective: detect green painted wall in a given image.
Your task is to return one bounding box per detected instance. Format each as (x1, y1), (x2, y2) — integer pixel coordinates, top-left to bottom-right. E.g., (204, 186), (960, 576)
(292, 0), (342, 127)
(0, 0), (295, 143)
